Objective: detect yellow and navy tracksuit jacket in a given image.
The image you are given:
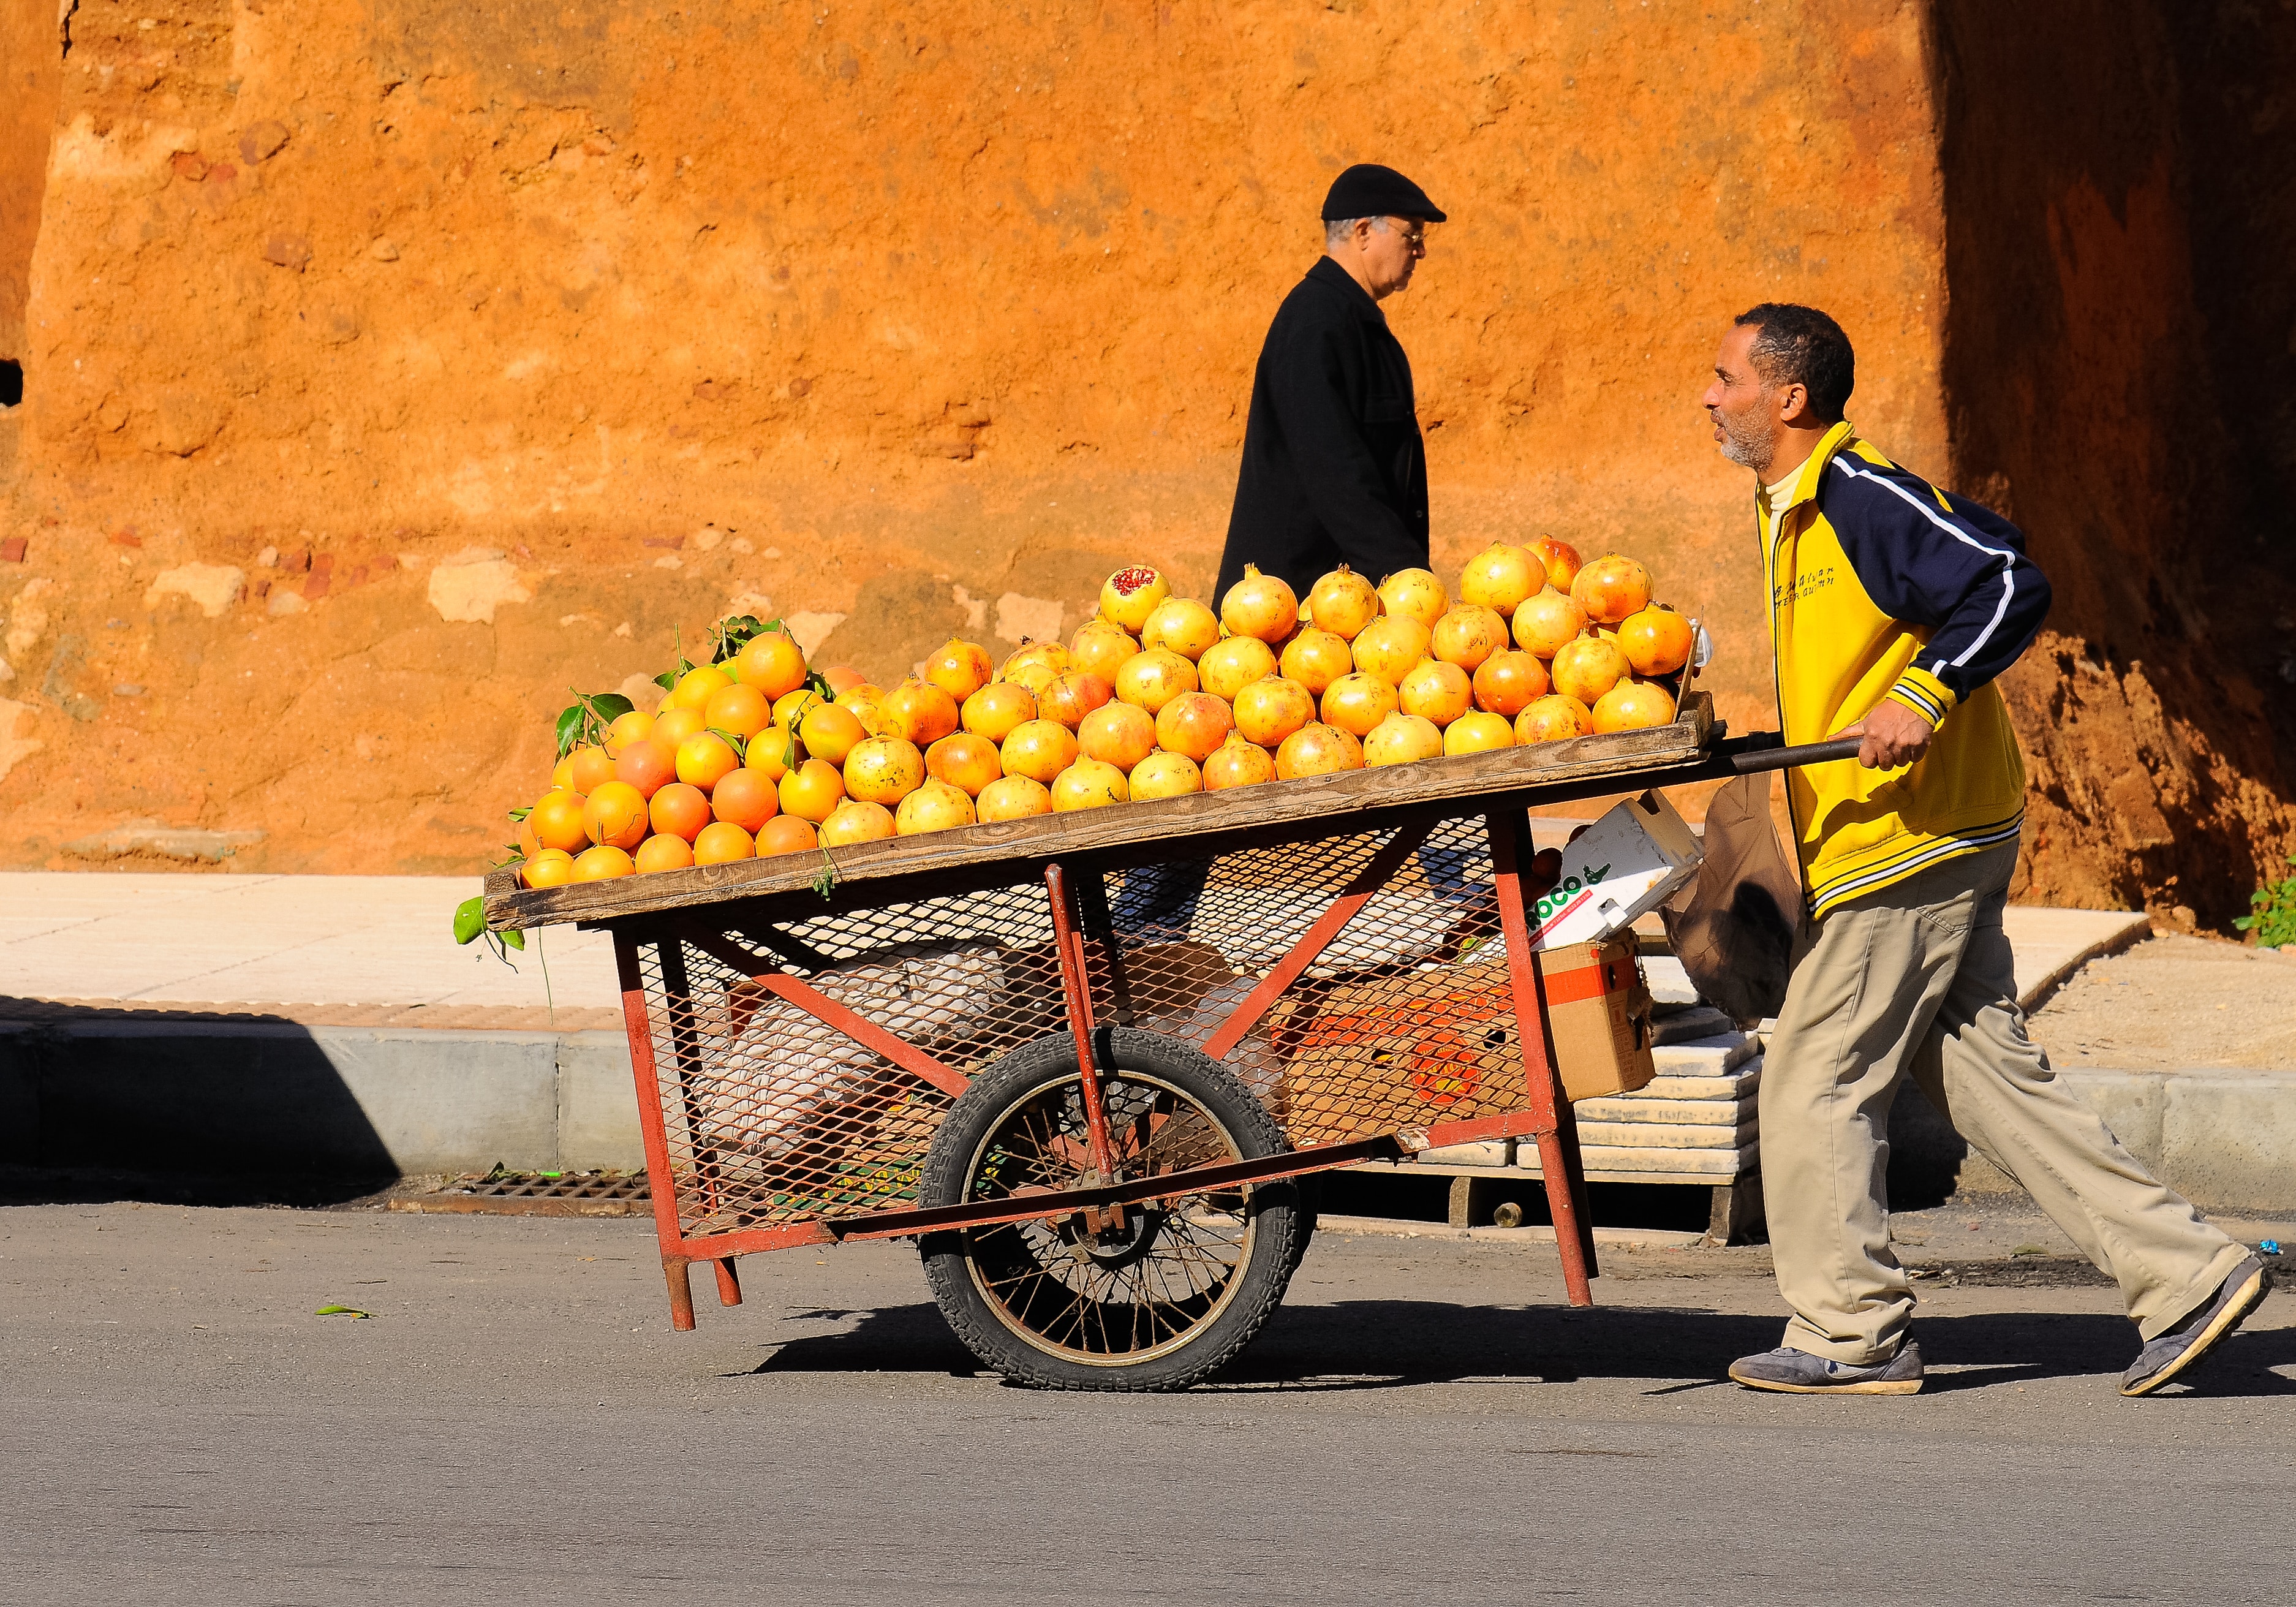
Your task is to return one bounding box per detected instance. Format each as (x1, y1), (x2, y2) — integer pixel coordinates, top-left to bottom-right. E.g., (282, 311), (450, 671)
(1759, 420), (2049, 919)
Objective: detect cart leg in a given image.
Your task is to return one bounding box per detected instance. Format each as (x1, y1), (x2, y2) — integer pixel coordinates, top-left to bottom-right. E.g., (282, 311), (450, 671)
(713, 1256), (743, 1307)
(665, 1258), (698, 1331)
(1528, 1132), (1596, 1306)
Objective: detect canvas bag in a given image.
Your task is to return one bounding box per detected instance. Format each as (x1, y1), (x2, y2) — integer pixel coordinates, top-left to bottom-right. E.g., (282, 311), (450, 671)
(1660, 773), (1805, 1026)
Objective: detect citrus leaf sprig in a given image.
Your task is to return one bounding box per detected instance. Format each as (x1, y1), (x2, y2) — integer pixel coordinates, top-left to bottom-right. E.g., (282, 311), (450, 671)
(452, 894), (527, 964)
(555, 688), (635, 757)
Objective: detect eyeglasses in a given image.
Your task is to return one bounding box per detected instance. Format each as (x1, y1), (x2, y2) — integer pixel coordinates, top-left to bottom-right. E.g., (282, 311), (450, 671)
(1379, 219), (1431, 249)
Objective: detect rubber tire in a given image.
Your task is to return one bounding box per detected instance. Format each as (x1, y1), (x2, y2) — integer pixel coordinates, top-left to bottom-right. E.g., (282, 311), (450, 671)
(919, 1027), (1307, 1391)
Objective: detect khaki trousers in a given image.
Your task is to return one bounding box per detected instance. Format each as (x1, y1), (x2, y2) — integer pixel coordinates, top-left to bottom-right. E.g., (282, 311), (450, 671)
(1759, 841), (2247, 1364)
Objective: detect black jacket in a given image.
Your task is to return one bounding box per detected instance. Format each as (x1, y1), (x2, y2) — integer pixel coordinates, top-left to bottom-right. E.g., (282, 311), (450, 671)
(1216, 257), (1431, 600)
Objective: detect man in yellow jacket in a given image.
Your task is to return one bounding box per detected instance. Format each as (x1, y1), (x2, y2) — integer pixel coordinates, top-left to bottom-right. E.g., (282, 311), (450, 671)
(1702, 304), (2270, 1396)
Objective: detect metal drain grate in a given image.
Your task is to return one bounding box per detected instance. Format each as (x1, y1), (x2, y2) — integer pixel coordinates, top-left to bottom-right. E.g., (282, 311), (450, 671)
(388, 1170), (651, 1217)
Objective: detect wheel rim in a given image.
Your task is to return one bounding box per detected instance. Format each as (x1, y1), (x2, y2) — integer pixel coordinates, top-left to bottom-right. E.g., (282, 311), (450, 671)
(959, 1068), (1259, 1367)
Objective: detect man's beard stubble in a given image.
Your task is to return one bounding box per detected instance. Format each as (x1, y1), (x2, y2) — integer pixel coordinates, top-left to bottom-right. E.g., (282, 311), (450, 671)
(1713, 404), (1777, 474)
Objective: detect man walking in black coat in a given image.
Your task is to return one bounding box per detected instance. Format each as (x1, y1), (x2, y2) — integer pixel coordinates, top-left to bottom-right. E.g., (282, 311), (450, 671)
(1214, 164), (1447, 602)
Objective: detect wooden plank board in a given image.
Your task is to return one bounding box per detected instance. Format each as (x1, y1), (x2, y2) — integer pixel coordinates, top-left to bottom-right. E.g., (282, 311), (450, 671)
(486, 693), (1716, 930)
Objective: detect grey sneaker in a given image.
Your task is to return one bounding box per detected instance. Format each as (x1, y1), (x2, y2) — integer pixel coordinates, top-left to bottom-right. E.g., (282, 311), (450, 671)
(1729, 1340), (1924, 1395)
(2121, 1255), (2271, 1397)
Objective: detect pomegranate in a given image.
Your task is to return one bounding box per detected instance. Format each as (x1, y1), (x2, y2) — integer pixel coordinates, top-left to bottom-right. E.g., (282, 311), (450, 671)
(1592, 679), (1679, 733)
(1098, 565), (1170, 634)
(1202, 733), (1277, 791)
(1155, 691), (1237, 762)
(1443, 711), (1516, 754)
(1077, 701), (1157, 771)
(1308, 565), (1383, 640)
(999, 640), (1070, 696)
(1068, 618), (1139, 683)
(1430, 604), (1509, 673)
(1516, 694), (1594, 744)
(999, 719), (1080, 784)
(1037, 669), (1116, 731)
(1220, 564), (1300, 645)
(1113, 646), (1199, 714)
(977, 774), (1054, 821)
(1457, 543), (1539, 617)
(1349, 614), (1433, 687)
(1529, 536), (1584, 592)
(1275, 722), (1366, 778)
(819, 799), (897, 845)
(1397, 659), (1473, 726)
(842, 736), (927, 806)
(1052, 757), (1130, 812)
(1511, 588), (1591, 658)
(922, 638), (995, 702)
(895, 779), (977, 834)
(1549, 636), (1630, 705)
(882, 678), (960, 746)
(1570, 554), (1653, 624)
(961, 681), (1037, 742)
(1376, 567), (1450, 630)
(1617, 603), (1695, 676)
(1320, 671), (1400, 736)
(1232, 675), (1316, 747)
(1140, 597), (1222, 662)
(1471, 649), (1552, 716)
(925, 732), (1003, 796)
(1279, 626), (1355, 695)
(1363, 711), (1444, 767)
(1198, 635), (1278, 701)
(1129, 751), (1203, 799)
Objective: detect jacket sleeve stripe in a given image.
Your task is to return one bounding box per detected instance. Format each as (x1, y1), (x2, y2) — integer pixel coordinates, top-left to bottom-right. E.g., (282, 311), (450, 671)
(1829, 458), (2022, 673)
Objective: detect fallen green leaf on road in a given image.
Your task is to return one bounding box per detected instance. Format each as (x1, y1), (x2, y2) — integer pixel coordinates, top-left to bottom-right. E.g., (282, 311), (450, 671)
(314, 1306), (373, 1318)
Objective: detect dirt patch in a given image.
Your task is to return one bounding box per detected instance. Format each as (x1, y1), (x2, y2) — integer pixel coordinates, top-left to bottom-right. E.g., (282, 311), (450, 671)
(2028, 934), (2296, 1071)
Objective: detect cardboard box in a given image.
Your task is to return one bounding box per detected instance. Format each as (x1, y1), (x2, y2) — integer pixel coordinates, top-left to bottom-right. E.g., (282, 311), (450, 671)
(1528, 790), (1704, 950)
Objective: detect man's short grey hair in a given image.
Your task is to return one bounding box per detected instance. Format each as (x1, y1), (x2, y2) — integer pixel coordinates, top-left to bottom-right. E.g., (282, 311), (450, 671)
(1324, 216), (1392, 248)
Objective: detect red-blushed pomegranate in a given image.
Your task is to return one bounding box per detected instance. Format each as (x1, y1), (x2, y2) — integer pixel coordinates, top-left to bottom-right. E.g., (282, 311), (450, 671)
(999, 640), (1071, 696)
(1232, 676), (1316, 747)
(1471, 650), (1552, 716)
(1077, 701), (1157, 771)
(999, 719), (1080, 784)
(1511, 588), (1590, 658)
(1617, 604), (1695, 676)
(1308, 565), (1382, 640)
(896, 778), (978, 834)
(961, 681), (1037, 742)
(819, 800), (897, 845)
(1129, 751), (1203, 799)
(692, 821), (755, 864)
(635, 834), (695, 875)
(1570, 554), (1654, 624)
(926, 732), (1003, 796)
(1376, 567), (1449, 630)
(1363, 711), (1444, 767)
(1140, 597), (1222, 662)
(1443, 711), (1516, 754)
(1155, 690), (1237, 762)
(1321, 672), (1400, 736)
(1098, 565), (1170, 633)
(1068, 618), (1138, 683)
(842, 736), (927, 806)
(1279, 627), (1354, 695)
(976, 774), (1054, 821)
(572, 844), (637, 880)
(1052, 757), (1130, 811)
(1037, 670), (1116, 731)
(1397, 659), (1473, 726)
(1202, 733), (1277, 791)
(882, 678), (961, 746)
(1592, 679), (1679, 733)
(1457, 543), (1539, 617)
(922, 638), (995, 702)
(1220, 564), (1300, 645)
(1275, 722), (1366, 778)
(1516, 694), (1595, 744)
(1430, 605), (1509, 673)
(1349, 615), (1433, 687)
(1198, 635), (1278, 701)
(1529, 537), (1584, 592)
(1113, 646), (1199, 714)
(1549, 636), (1630, 706)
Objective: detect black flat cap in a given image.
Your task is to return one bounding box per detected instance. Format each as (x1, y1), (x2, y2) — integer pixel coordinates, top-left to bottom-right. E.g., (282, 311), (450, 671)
(1321, 163), (1447, 224)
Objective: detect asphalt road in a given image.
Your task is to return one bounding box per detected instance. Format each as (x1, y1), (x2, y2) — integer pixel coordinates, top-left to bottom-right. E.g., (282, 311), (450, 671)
(3, 1201), (2289, 1606)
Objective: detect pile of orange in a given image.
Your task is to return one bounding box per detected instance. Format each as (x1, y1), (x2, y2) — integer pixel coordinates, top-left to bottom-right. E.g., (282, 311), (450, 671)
(511, 540), (1697, 888)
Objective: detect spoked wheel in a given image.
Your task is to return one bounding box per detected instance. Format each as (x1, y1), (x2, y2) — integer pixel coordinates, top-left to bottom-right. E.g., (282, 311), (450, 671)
(918, 1027), (1307, 1391)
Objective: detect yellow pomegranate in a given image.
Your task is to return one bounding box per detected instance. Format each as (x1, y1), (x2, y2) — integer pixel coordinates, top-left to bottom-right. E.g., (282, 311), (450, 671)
(1349, 615), (1433, 687)
(1078, 701), (1157, 771)
(922, 638), (994, 702)
(999, 719), (1081, 784)
(1320, 671), (1400, 736)
(1232, 675), (1316, 747)
(1376, 567), (1449, 630)
(1530, 536), (1584, 593)
(1275, 722), (1366, 778)
(1220, 564), (1300, 645)
(1202, 733), (1277, 791)
(976, 774), (1054, 821)
(1549, 636), (1630, 706)
(798, 700), (868, 765)
(1617, 604), (1696, 676)
(1516, 694), (1595, 744)
(1130, 751), (1203, 799)
(999, 640), (1070, 696)
(819, 799), (897, 845)
(1592, 678), (1679, 733)
(1113, 646), (1199, 714)
(1052, 757), (1130, 812)
(881, 678), (960, 746)
(1397, 659), (1473, 727)
(1308, 565), (1383, 640)
(894, 778), (977, 834)
(1198, 635), (1278, 701)
(1443, 711), (1516, 755)
(1457, 543), (1540, 618)
(1362, 711), (1445, 767)
(1139, 597), (1222, 661)
(842, 735), (926, 806)
(1279, 626), (1355, 695)
(925, 732), (1003, 796)
(961, 681), (1037, 742)
(1150, 691), (1231, 762)
(1511, 588), (1591, 658)
(1430, 604), (1510, 673)
(1068, 617), (1139, 683)
(1098, 565), (1170, 634)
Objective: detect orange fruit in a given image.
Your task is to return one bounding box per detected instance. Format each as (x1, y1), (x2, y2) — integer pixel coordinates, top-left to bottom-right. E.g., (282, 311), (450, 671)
(652, 706), (706, 749)
(999, 719), (1080, 784)
(820, 664), (867, 694)
(676, 732), (741, 793)
(926, 732), (1003, 796)
(550, 753), (581, 791)
(882, 679), (961, 745)
(634, 833), (695, 874)
(703, 682), (772, 741)
(531, 789), (590, 853)
(819, 799), (896, 845)
(961, 681), (1037, 742)
(520, 847), (575, 888)
(515, 818), (543, 862)
(733, 630), (809, 698)
(778, 757), (846, 822)
(745, 723), (802, 783)
(613, 736), (678, 800)
(669, 664), (734, 711)
(692, 820), (755, 864)
(771, 688), (821, 729)
(844, 735), (927, 805)
(710, 768), (780, 832)
(583, 781), (649, 850)
(648, 781), (712, 842)
(976, 774), (1054, 821)
(572, 844), (636, 880)
(923, 639), (995, 703)
(755, 814), (819, 856)
(603, 709), (657, 757)
(798, 701), (868, 765)
(566, 744), (615, 793)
